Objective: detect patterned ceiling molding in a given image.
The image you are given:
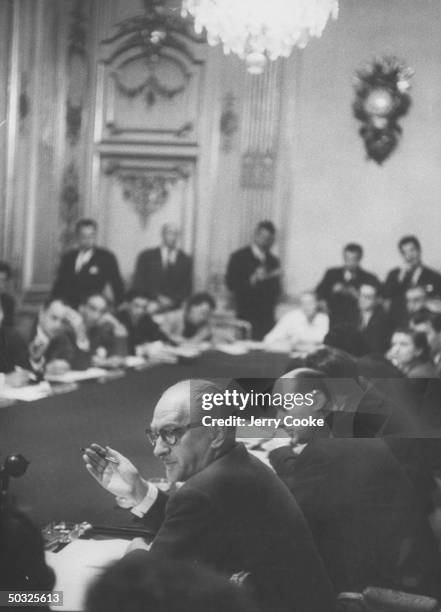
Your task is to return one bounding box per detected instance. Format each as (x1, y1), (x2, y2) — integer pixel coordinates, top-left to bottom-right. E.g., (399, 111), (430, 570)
(104, 162), (191, 227)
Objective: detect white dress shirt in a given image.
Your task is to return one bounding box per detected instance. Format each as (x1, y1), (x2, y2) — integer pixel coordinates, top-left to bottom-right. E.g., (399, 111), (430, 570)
(251, 244), (267, 263)
(75, 249), (94, 273)
(264, 309), (329, 351)
(161, 247), (177, 268)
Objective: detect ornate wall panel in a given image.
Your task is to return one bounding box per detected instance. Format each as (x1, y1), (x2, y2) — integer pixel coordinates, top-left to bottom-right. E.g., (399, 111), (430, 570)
(97, 154), (195, 282)
(95, 0), (206, 146)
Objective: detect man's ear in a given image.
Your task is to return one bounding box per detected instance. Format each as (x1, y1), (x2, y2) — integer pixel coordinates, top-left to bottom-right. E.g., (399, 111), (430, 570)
(210, 425), (227, 449)
(310, 389), (327, 413)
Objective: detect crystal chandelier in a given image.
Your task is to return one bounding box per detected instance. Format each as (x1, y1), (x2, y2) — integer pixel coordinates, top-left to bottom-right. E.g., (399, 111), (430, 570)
(182, 0), (339, 74)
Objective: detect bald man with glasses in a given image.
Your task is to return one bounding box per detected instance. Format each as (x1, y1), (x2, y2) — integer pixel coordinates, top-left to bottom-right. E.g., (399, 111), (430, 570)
(83, 379), (334, 612)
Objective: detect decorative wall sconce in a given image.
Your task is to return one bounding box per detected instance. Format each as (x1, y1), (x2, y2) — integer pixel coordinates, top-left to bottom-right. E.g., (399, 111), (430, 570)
(352, 56), (413, 164)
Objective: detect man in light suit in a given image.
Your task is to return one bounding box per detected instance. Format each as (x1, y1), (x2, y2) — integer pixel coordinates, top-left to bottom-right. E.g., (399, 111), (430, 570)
(83, 380), (335, 612)
(51, 218), (124, 308)
(132, 224), (192, 312)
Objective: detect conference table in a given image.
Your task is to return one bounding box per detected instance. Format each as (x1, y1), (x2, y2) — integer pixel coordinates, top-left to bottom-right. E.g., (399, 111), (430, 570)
(0, 350), (290, 528)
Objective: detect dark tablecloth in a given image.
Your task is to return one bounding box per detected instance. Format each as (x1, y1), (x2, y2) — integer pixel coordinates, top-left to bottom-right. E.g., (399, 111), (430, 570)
(0, 351), (288, 527)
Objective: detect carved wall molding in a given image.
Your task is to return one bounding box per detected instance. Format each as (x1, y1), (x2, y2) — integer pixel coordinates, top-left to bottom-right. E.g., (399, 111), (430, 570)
(103, 159), (191, 227)
(60, 162), (80, 249)
(101, 0), (203, 109)
(220, 91), (238, 153)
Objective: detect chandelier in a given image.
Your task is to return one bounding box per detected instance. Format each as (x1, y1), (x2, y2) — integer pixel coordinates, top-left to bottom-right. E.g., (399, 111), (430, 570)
(181, 0), (339, 74)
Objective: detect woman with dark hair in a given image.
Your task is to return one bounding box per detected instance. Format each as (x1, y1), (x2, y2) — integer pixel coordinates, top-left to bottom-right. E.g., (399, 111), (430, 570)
(387, 328), (438, 378)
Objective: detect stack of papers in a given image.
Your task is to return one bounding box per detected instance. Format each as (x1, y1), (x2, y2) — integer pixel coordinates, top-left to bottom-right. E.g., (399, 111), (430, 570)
(45, 368), (108, 383)
(214, 342), (249, 356)
(46, 539), (129, 611)
(0, 381), (52, 402)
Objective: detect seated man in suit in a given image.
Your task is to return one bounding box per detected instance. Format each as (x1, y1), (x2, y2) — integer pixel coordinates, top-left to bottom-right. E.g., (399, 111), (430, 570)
(357, 282), (393, 354)
(51, 218), (125, 308)
(403, 286), (427, 325)
(226, 221), (281, 340)
(117, 290), (172, 355)
(0, 300), (32, 388)
(158, 292), (219, 345)
(28, 298), (82, 377)
(411, 309), (441, 377)
(78, 293), (128, 363)
(316, 243), (379, 327)
(132, 224), (192, 312)
(384, 235), (441, 327)
(0, 261), (15, 327)
(83, 379), (335, 612)
(264, 291), (329, 353)
(266, 369), (441, 598)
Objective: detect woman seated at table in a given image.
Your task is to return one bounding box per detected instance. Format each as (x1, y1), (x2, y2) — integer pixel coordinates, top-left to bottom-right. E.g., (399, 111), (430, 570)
(263, 291), (329, 353)
(157, 292), (222, 345)
(386, 328), (438, 378)
(0, 300), (34, 388)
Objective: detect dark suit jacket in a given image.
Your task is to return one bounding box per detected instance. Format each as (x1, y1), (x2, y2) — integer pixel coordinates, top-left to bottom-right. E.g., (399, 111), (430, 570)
(138, 443), (335, 612)
(51, 248), (124, 308)
(384, 265), (441, 325)
(226, 246), (281, 339)
(0, 327), (30, 373)
(269, 439), (441, 597)
(0, 292), (15, 327)
(359, 306), (393, 354)
(316, 267), (380, 303)
(316, 267), (380, 328)
(132, 247), (192, 307)
(117, 310), (171, 354)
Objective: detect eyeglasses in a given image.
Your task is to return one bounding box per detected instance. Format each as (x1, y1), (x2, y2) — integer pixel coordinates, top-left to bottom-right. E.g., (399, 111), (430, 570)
(145, 423), (201, 447)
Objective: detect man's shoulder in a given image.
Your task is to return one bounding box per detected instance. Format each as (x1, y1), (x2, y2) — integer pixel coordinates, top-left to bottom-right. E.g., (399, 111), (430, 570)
(230, 246), (252, 260)
(60, 248), (78, 261)
(94, 246), (118, 260)
(360, 268), (379, 282)
(421, 265), (441, 281)
(385, 266), (400, 279)
(137, 247), (160, 261)
(322, 266), (342, 277)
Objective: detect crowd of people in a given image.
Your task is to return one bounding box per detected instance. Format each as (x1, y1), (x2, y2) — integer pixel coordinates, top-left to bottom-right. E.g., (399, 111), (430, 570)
(3, 219), (441, 611)
(2, 217), (441, 387)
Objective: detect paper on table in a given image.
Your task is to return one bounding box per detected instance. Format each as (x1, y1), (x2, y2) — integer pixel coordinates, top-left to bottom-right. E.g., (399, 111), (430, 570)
(45, 368), (108, 383)
(214, 342), (249, 356)
(0, 381), (52, 402)
(46, 539), (130, 611)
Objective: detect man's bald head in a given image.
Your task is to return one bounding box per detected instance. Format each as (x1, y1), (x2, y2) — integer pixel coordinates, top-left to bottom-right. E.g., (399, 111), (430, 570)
(150, 380), (235, 483)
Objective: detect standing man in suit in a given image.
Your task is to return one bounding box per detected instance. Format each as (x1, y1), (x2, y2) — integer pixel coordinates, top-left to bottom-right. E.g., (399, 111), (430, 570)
(51, 218), (124, 308)
(83, 379), (335, 612)
(226, 221), (281, 340)
(384, 235), (441, 327)
(132, 224), (192, 312)
(316, 243), (379, 327)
